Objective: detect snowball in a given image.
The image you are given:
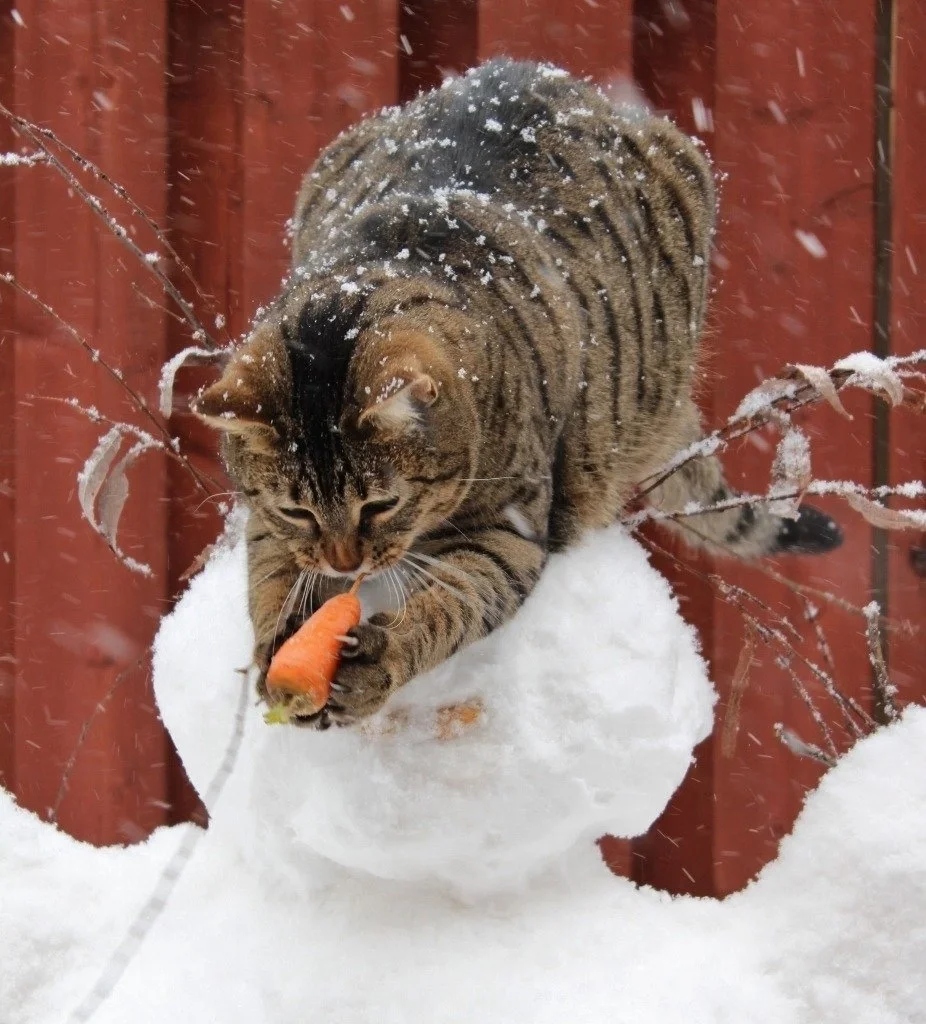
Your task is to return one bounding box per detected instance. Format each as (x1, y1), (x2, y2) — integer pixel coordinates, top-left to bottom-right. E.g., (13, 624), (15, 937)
(153, 517), (715, 898)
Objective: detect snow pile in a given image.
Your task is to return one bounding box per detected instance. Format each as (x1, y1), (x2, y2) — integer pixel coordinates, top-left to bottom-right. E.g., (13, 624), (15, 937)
(152, 519), (715, 897)
(3, 710), (925, 1023)
(3, 523), (924, 1024)
(0, 795), (194, 1024)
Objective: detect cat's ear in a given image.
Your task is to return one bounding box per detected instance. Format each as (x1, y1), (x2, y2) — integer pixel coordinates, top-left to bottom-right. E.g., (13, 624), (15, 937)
(192, 325), (285, 434)
(357, 372), (440, 434)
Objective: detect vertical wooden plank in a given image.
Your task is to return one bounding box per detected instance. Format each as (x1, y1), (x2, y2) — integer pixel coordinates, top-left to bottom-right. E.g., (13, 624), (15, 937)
(0, 0), (16, 790)
(12, 0), (170, 843)
(633, 0), (716, 134)
(164, 0), (402, 826)
(240, 0), (399, 320)
(706, 0), (877, 895)
(399, 0), (479, 101)
(889, 0), (926, 704)
(479, 0), (633, 80)
(630, 0), (719, 898)
(164, 0), (246, 827)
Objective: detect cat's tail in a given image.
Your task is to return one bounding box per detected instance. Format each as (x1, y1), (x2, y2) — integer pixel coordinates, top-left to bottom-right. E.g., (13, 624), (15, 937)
(640, 404), (843, 559)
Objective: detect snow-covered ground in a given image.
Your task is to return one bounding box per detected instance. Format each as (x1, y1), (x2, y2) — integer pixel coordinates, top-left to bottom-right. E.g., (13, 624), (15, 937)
(3, 520), (924, 1024)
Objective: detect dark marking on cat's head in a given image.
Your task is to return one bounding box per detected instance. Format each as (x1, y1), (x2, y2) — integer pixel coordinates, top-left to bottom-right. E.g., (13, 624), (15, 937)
(194, 284), (480, 580)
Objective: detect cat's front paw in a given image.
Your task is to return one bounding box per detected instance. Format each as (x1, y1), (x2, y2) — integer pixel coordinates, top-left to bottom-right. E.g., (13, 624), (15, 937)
(323, 620), (399, 726)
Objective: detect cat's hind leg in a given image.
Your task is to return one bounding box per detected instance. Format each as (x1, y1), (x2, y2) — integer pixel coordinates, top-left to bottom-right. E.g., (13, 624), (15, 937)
(638, 401), (843, 558)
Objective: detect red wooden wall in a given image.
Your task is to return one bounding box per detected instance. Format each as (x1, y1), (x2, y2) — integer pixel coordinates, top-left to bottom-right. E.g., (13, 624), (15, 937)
(0, 0), (922, 897)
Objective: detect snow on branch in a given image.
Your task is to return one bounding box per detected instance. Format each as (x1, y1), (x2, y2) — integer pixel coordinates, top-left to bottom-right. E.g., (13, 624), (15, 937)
(768, 426), (811, 519)
(638, 350), (924, 498)
(0, 148), (47, 166)
(864, 602), (899, 726)
(0, 101), (222, 351)
(625, 479), (926, 533)
(1, 272), (215, 498)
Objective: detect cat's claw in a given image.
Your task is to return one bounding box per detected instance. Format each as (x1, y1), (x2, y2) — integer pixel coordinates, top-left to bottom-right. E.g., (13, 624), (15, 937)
(325, 621), (396, 724)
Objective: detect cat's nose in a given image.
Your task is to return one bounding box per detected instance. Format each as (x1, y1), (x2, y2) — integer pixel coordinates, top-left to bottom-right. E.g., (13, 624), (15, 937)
(325, 539), (362, 574)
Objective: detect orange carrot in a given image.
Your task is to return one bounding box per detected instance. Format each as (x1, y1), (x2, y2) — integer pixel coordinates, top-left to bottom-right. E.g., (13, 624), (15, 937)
(265, 575), (364, 720)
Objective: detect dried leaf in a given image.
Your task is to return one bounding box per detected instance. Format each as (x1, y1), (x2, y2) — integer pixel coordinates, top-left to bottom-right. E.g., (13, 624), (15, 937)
(788, 363), (852, 419)
(842, 492), (926, 530)
(834, 352), (905, 406)
(158, 345), (226, 418)
(96, 439), (158, 550)
(77, 427), (124, 531)
(77, 428), (157, 577)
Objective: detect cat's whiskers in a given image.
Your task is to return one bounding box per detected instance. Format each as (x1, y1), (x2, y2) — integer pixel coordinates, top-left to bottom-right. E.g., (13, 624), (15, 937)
(380, 565), (398, 627)
(381, 565), (409, 630)
(193, 490), (239, 513)
(299, 569), (319, 621)
(272, 568), (308, 646)
(455, 475), (552, 483)
(407, 549), (478, 585)
(401, 554), (484, 618)
(251, 560), (292, 589)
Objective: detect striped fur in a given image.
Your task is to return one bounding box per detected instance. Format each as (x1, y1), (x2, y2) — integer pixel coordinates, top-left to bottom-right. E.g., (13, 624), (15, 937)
(195, 59), (841, 726)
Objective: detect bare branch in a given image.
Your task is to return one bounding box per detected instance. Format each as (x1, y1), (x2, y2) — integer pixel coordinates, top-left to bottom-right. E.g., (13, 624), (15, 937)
(637, 350), (925, 498)
(774, 724), (837, 768)
(1, 272), (212, 495)
(721, 625), (757, 758)
(0, 114), (225, 337)
(50, 654), (146, 824)
(864, 602), (899, 726)
(65, 668), (251, 1024)
(0, 101), (220, 350)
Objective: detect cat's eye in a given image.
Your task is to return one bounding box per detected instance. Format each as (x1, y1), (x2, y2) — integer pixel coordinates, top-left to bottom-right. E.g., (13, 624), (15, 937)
(278, 505), (319, 528)
(359, 496), (400, 523)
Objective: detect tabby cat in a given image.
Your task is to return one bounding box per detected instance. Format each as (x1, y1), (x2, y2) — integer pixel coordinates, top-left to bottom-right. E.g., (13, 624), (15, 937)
(194, 59), (842, 728)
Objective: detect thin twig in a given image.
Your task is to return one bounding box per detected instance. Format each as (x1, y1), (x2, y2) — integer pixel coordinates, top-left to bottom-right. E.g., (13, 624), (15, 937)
(66, 668), (251, 1024)
(774, 724), (837, 768)
(638, 527), (875, 743)
(51, 654), (146, 824)
(637, 351), (925, 499)
(0, 101), (219, 349)
(864, 602), (899, 726)
(2, 273), (212, 495)
(803, 600), (836, 676)
(672, 521), (876, 735)
(1, 108), (222, 331)
(721, 624), (757, 758)
(775, 654), (839, 758)
(39, 396), (224, 492)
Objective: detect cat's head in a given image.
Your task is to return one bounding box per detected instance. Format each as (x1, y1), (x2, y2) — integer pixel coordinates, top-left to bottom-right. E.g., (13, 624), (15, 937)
(192, 300), (479, 579)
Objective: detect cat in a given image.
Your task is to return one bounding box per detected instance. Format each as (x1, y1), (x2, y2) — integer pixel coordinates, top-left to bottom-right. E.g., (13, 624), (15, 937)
(194, 59), (842, 728)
